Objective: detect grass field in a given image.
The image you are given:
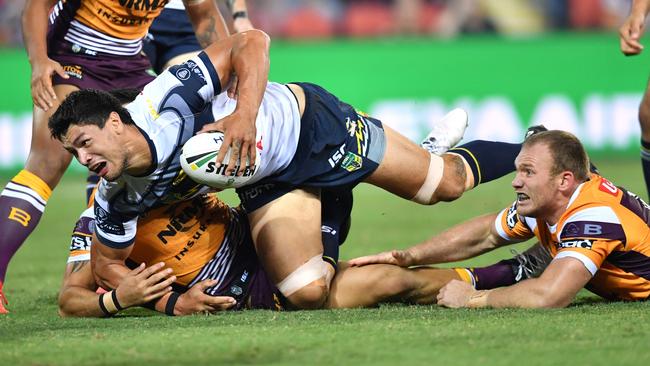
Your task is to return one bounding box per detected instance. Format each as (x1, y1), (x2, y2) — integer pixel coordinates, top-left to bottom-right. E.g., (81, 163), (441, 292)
(1, 158), (650, 366)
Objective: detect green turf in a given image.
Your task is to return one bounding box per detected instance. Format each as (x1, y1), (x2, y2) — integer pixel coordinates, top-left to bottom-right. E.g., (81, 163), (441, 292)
(1, 159), (649, 365)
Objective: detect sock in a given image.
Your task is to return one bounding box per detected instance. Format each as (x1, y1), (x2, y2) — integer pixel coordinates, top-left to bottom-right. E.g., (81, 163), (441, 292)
(0, 170), (52, 283)
(460, 259), (520, 290)
(448, 141), (521, 188)
(641, 139), (650, 200)
(86, 172), (100, 205)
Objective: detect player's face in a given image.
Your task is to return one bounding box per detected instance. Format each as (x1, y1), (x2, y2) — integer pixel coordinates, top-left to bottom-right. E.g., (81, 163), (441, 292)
(61, 122), (127, 182)
(512, 143), (562, 219)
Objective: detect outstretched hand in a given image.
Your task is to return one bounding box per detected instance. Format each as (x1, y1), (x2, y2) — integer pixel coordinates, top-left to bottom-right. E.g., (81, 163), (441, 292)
(115, 262), (176, 308)
(199, 112), (257, 176)
(30, 56), (69, 111)
(347, 249), (415, 267)
(173, 279), (237, 315)
(620, 11), (647, 56)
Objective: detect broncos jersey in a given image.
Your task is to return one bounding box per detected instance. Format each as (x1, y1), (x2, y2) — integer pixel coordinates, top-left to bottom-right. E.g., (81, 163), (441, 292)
(48, 0), (170, 56)
(93, 53), (301, 249)
(495, 174), (650, 301)
(69, 195), (246, 287)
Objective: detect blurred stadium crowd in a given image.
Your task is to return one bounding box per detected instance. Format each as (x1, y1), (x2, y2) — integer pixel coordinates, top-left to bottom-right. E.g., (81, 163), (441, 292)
(0, 0), (633, 45)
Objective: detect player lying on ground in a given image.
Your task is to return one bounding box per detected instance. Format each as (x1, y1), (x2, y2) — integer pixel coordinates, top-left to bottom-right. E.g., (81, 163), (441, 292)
(49, 30), (525, 311)
(351, 130), (650, 308)
(58, 194), (463, 316)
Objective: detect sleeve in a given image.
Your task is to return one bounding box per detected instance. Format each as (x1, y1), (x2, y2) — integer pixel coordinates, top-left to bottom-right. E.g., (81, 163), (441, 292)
(67, 208), (95, 264)
(494, 201), (536, 242)
(554, 206), (625, 276)
(142, 51), (222, 115)
(92, 182), (138, 249)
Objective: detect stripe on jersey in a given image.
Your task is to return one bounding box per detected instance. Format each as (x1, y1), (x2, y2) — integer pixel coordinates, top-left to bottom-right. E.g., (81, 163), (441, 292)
(187, 210), (245, 293)
(494, 209), (512, 241)
(559, 206), (621, 240)
(64, 20), (143, 56)
(554, 251), (598, 275)
(606, 250), (650, 281)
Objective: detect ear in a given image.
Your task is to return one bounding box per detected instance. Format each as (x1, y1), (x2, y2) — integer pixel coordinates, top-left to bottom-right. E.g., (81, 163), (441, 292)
(558, 171), (576, 192)
(108, 111), (124, 133)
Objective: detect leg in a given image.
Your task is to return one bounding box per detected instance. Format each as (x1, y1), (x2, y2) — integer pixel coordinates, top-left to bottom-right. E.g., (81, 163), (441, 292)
(0, 84), (77, 313)
(248, 188), (334, 309)
(639, 78), (650, 199)
(326, 262), (461, 309)
(365, 124), (521, 205)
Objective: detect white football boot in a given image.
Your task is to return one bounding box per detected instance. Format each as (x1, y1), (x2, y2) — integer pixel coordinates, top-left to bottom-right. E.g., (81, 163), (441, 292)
(420, 108), (468, 156)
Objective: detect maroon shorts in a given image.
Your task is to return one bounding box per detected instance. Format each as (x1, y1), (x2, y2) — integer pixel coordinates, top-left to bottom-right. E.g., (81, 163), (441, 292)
(50, 44), (155, 91)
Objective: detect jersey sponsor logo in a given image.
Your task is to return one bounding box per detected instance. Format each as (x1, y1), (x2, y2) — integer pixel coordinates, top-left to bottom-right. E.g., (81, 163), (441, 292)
(94, 205), (125, 236)
(119, 0), (168, 11)
(506, 202), (518, 230)
(598, 178), (618, 196)
(558, 239), (593, 250)
(62, 65), (83, 79)
(173, 224), (208, 260)
(96, 7), (153, 27)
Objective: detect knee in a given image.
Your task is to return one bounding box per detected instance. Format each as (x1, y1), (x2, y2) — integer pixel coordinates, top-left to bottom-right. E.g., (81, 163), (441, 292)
(285, 279), (329, 310)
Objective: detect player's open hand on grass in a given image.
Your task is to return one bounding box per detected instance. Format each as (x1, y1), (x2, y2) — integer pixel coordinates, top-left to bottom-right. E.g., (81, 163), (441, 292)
(348, 249), (415, 267)
(29, 56), (69, 111)
(116, 262), (176, 308)
(436, 280), (476, 308)
(173, 279), (237, 315)
(620, 10), (647, 55)
(199, 112), (257, 176)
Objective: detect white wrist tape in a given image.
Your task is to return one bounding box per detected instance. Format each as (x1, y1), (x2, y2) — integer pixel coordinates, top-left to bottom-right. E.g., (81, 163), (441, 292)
(277, 254), (330, 297)
(411, 153), (444, 204)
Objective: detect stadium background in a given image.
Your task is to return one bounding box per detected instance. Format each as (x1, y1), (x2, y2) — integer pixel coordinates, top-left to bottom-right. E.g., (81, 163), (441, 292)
(2, 1), (650, 365)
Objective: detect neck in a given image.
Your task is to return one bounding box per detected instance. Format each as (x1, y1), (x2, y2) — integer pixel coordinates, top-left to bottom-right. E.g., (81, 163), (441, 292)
(544, 184), (580, 225)
(123, 125), (152, 176)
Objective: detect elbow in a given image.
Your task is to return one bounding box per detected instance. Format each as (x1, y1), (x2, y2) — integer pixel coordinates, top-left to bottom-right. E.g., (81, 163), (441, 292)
(238, 29), (270, 51)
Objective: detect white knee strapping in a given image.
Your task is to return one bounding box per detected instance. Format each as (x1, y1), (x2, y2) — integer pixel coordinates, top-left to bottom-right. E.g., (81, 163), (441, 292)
(276, 254), (330, 297)
(411, 153), (445, 204)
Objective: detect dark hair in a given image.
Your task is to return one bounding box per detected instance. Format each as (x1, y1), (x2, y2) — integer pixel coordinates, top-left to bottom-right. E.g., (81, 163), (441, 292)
(108, 88), (140, 104)
(48, 89), (136, 140)
(523, 130), (590, 182)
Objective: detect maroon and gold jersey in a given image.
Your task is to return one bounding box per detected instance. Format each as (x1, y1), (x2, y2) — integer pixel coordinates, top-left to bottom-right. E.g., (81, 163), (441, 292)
(48, 0), (169, 56)
(68, 195), (243, 287)
(495, 174), (650, 301)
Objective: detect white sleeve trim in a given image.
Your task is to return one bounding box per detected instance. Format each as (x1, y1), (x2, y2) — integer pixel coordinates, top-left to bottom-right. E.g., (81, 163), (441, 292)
(494, 209), (512, 241)
(67, 253), (90, 264)
(554, 251), (598, 276)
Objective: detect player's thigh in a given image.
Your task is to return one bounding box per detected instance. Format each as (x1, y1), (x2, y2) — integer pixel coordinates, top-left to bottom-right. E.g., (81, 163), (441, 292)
(162, 51), (200, 71)
(640, 78), (650, 139)
(25, 84), (78, 187)
(364, 123), (430, 199)
(248, 187), (324, 283)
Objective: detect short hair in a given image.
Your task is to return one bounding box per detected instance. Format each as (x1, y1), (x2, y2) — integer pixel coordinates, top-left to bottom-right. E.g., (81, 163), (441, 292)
(48, 89), (136, 140)
(522, 130), (590, 182)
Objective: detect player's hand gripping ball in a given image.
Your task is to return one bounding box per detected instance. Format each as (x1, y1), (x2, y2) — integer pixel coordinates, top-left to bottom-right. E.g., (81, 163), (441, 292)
(180, 132), (258, 189)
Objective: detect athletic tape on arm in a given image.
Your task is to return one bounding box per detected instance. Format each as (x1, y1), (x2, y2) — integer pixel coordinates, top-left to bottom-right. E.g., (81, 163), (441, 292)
(411, 154), (444, 204)
(277, 254), (330, 297)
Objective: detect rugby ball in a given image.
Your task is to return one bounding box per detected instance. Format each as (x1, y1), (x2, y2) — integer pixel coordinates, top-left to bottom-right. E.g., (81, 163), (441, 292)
(180, 132), (258, 189)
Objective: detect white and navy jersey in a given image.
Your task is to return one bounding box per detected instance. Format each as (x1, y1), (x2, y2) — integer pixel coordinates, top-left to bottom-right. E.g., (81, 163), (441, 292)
(164, 0), (185, 10)
(94, 52), (301, 248)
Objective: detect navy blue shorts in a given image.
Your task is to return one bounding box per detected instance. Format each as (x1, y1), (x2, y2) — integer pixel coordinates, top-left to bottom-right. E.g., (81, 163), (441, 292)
(142, 8), (201, 74)
(237, 82), (386, 214)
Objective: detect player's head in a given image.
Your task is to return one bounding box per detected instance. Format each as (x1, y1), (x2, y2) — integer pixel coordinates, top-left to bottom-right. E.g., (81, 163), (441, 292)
(48, 89), (137, 181)
(513, 130), (589, 219)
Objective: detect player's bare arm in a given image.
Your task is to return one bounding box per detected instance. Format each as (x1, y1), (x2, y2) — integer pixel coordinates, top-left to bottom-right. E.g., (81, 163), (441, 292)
(349, 213), (511, 267)
(183, 0), (230, 47)
(227, 0), (254, 33)
(437, 257), (592, 309)
(22, 0), (69, 111)
(620, 0), (650, 55)
(58, 261), (176, 317)
(199, 30), (271, 175)
(90, 237), (140, 290)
